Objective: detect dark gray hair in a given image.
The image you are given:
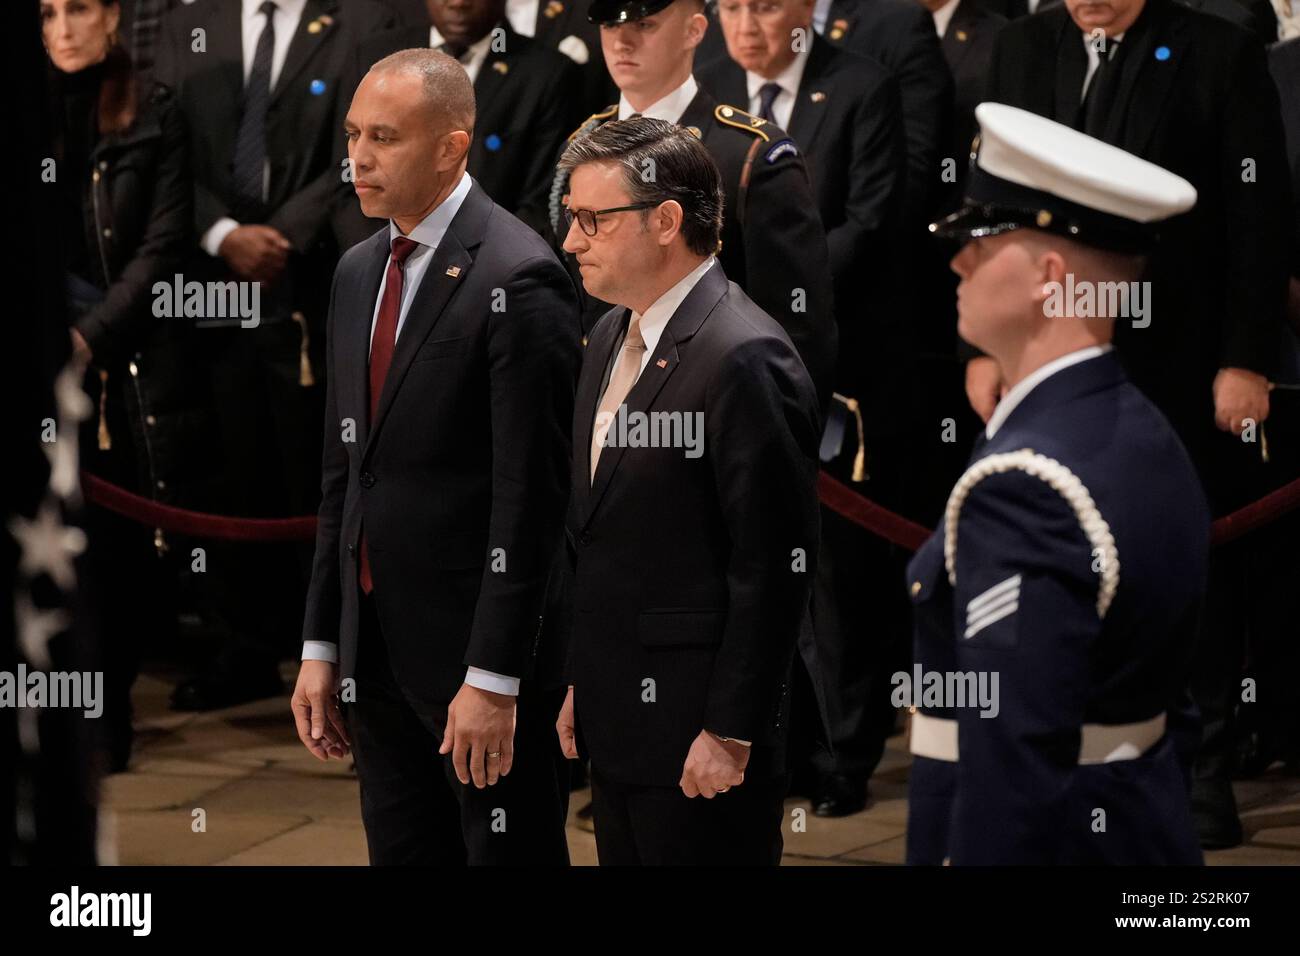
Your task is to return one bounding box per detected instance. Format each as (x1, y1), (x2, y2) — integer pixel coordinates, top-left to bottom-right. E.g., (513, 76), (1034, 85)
(558, 116), (724, 256)
(369, 48), (475, 134)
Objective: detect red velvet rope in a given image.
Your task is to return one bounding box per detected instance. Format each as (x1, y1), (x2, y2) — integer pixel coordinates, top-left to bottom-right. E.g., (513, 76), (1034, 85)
(81, 468), (1300, 552)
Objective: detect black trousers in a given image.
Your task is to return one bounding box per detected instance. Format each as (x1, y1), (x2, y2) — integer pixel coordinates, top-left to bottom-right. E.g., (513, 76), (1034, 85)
(589, 767), (788, 865)
(345, 593), (571, 865)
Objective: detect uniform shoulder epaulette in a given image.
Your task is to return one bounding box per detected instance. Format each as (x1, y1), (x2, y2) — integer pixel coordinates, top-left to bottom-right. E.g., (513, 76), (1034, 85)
(713, 104), (771, 143)
(943, 449), (1120, 619)
(567, 104), (618, 143)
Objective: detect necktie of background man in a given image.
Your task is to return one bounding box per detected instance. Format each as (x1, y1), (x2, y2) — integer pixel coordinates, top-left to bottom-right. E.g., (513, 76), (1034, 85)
(1078, 38), (1123, 138)
(758, 81), (782, 124)
(232, 1), (278, 219)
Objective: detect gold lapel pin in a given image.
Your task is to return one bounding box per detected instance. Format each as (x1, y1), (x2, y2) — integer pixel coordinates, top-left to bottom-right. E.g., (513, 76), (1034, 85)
(810, 91), (826, 103)
(545, 1), (564, 17)
(829, 18), (848, 40)
(307, 20), (322, 33)
(446, 266), (462, 278)
(955, 29), (969, 42)
(493, 61), (509, 74)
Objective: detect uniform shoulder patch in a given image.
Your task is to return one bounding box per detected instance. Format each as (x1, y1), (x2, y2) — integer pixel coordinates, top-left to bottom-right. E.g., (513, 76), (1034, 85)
(567, 104), (618, 143)
(714, 104), (771, 143)
(765, 138), (798, 163)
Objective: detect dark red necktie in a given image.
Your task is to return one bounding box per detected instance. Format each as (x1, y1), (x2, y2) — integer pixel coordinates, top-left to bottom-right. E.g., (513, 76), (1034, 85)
(359, 235), (419, 594)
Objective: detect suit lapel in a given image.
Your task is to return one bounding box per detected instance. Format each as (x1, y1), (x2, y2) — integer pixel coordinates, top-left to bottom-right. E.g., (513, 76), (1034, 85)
(272, 0), (339, 105)
(580, 264), (729, 529)
(941, 1), (978, 76)
(212, 1), (245, 117)
(1104, 0), (1186, 155)
(1052, 16), (1087, 125)
(788, 36), (835, 151)
(474, 22), (515, 107)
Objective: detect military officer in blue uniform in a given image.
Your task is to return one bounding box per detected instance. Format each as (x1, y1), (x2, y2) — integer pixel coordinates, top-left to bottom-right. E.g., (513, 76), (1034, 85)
(906, 103), (1208, 865)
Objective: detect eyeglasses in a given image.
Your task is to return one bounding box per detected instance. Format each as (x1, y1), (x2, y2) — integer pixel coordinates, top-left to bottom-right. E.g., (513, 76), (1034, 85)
(563, 201), (661, 237)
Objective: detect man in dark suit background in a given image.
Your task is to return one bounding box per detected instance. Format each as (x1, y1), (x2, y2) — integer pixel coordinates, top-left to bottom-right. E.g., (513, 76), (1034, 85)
(334, 0), (585, 248)
(699, 0), (913, 817)
(975, 0), (1295, 848)
(699, 0), (951, 231)
(154, 0), (396, 710)
(553, 0), (838, 408)
(292, 49), (581, 864)
(553, 117), (821, 864)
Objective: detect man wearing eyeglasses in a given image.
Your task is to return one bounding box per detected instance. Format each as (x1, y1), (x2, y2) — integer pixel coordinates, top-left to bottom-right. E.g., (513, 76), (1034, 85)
(550, 0), (837, 409)
(554, 117), (821, 864)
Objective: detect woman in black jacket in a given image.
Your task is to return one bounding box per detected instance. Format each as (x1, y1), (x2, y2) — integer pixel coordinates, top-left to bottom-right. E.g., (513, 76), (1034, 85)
(43, 0), (206, 770)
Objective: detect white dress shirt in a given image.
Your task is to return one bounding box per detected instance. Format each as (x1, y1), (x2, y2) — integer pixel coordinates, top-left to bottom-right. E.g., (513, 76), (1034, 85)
(931, 0), (961, 37)
(506, 0), (539, 36)
(744, 50), (810, 131)
(812, 0), (832, 33)
(202, 0), (309, 257)
(985, 345), (1114, 439)
(617, 75), (699, 123)
(429, 26), (495, 83)
(301, 174), (520, 697)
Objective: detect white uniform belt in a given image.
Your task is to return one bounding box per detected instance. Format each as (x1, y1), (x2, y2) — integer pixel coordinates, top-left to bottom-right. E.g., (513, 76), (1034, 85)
(909, 711), (1167, 765)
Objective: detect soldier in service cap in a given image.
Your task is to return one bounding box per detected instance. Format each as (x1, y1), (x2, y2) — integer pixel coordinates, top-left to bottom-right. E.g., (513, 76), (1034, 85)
(550, 0), (836, 407)
(906, 103), (1206, 865)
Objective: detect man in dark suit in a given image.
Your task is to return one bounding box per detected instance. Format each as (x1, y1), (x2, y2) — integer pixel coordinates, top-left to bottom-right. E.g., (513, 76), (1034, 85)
(292, 49), (581, 864)
(910, 103), (1206, 865)
(699, 0), (914, 817)
(154, 0), (396, 710)
(975, 0), (1294, 848)
(699, 0), (951, 230)
(334, 0), (585, 247)
(552, 0), (837, 408)
(553, 116), (820, 864)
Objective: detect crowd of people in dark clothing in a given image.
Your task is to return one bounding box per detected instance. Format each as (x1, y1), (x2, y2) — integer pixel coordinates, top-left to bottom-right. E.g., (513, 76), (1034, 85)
(40, 0), (1300, 852)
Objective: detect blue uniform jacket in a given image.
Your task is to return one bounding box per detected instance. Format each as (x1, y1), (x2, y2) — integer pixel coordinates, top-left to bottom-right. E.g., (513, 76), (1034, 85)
(905, 351), (1208, 865)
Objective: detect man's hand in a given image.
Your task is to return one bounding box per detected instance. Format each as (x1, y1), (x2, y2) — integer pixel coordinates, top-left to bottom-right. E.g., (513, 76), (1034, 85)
(1213, 366), (1270, 435)
(439, 683), (516, 788)
(291, 660), (350, 761)
(679, 730), (750, 799)
(556, 685), (578, 759)
(965, 355), (1004, 424)
(218, 225), (291, 283)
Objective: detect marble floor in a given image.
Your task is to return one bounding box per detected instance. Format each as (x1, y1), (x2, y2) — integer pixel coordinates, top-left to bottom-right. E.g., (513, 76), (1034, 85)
(100, 669), (1300, 866)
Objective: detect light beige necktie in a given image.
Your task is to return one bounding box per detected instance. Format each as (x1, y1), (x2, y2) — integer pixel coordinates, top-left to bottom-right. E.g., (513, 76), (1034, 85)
(591, 315), (646, 483)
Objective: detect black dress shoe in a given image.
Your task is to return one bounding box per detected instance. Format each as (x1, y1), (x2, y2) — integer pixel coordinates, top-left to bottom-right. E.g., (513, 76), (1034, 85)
(812, 772), (867, 817)
(170, 671), (283, 712)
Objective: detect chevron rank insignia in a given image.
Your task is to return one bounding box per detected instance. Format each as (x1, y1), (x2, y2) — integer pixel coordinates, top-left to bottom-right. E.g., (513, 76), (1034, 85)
(965, 574), (1021, 639)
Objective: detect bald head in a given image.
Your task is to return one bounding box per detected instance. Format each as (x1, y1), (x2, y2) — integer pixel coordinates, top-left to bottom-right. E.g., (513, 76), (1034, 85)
(368, 47), (476, 134)
(344, 48), (476, 234)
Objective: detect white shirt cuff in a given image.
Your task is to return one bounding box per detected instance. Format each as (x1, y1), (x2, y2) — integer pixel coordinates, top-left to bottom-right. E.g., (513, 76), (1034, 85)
(301, 641), (339, 663)
(202, 217), (241, 258)
(464, 666), (520, 696)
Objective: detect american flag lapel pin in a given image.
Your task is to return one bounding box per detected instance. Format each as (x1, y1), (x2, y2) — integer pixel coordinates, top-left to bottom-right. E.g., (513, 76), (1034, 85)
(446, 266), (461, 278)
